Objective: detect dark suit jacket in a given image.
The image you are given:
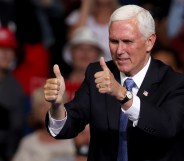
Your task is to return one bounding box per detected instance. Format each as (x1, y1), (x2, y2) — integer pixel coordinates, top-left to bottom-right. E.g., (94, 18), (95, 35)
(46, 58), (184, 161)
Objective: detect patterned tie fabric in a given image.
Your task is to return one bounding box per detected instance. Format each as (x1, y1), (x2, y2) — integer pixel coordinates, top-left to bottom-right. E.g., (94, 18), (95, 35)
(117, 78), (135, 161)
(124, 78), (135, 92)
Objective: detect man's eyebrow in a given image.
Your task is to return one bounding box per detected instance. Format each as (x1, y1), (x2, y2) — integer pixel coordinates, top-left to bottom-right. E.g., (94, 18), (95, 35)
(109, 37), (119, 40)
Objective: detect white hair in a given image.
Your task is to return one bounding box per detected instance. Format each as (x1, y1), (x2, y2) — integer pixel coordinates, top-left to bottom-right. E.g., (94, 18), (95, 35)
(109, 5), (155, 39)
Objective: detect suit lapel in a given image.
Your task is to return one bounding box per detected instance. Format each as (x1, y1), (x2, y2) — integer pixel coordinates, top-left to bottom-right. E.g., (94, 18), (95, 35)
(137, 59), (160, 99)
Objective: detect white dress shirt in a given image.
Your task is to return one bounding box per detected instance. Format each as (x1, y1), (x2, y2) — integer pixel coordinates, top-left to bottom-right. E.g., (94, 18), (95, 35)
(48, 57), (151, 136)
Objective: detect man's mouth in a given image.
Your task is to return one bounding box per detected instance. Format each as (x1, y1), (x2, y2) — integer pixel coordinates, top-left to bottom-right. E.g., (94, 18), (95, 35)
(117, 57), (129, 63)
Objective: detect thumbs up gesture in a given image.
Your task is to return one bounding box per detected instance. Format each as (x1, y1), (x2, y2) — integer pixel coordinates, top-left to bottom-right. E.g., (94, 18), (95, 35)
(44, 64), (65, 106)
(94, 57), (124, 99)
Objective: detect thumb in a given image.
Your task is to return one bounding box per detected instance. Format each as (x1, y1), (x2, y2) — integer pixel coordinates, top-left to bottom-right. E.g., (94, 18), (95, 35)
(53, 64), (62, 79)
(100, 57), (109, 71)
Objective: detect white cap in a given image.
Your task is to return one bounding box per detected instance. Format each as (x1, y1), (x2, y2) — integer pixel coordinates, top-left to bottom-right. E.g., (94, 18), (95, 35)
(63, 26), (103, 65)
(69, 26), (102, 50)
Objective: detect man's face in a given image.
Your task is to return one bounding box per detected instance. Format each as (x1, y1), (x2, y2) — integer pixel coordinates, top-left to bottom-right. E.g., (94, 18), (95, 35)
(71, 44), (100, 71)
(109, 19), (155, 76)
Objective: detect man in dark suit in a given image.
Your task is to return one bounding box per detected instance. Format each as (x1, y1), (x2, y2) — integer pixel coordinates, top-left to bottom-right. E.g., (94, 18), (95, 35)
(44, 4), (184, 161)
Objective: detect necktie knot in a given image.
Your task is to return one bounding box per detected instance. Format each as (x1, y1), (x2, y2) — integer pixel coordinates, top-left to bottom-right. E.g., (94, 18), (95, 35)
(124, 78), (135, 92)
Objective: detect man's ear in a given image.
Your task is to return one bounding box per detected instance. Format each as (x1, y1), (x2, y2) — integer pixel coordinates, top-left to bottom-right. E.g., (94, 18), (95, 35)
(146, 33), (156, 53)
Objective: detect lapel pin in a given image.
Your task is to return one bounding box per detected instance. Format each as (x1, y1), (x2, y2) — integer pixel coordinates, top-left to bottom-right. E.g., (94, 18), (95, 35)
(143, 90), (149, 96)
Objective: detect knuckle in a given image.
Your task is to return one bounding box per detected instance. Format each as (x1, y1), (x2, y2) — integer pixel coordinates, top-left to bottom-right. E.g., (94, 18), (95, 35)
(94, 73), (97, 78)
(54, 78), (59, 84)
(55, 90), (59, 95)
(54, 84), (59, 90)
(44, 84), (47, 89)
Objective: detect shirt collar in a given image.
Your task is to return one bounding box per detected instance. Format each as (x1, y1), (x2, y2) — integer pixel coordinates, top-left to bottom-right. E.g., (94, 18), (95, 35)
(120, 56), (151, 88)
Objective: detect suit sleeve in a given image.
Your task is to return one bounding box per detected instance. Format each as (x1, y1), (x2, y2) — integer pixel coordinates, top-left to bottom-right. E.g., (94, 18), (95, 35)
(52, 64), (93, 139)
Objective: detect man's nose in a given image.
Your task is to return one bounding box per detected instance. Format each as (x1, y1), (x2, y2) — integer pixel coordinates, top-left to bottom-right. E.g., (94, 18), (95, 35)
(117, 41), (125, 54)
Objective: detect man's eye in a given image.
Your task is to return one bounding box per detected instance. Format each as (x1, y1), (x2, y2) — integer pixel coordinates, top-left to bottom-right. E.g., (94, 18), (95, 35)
(123, 40), (133, 43)
(110, 39), (118, 44)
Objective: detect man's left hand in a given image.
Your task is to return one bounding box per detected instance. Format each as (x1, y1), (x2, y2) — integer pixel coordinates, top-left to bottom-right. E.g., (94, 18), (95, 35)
(94, 57), (126, 100)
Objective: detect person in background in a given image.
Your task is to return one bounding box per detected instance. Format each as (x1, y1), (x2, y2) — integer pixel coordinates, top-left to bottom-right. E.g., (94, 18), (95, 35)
(12, 87), (76, 161)
(0, 26), (24, 161)
(63, 26), (103, 161)
(63, 0), (119, 63)
(44, 5), (184, 161)
(64, 26), (103, 100)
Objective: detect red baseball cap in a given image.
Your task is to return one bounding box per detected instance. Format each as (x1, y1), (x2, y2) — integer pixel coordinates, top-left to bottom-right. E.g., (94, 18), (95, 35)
(0, 26), (17, 49)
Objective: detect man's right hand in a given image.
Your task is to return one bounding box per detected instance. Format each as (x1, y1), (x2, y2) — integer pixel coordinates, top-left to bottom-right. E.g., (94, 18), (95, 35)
(44, 64), (66, 119)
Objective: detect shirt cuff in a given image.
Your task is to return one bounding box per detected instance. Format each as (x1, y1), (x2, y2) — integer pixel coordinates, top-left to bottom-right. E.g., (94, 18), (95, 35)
(122, 94), (140, 127)
(48, 110), (67, 136)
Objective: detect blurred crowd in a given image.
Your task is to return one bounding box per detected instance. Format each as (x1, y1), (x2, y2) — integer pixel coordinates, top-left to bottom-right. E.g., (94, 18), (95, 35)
(0, 0), (184, 161)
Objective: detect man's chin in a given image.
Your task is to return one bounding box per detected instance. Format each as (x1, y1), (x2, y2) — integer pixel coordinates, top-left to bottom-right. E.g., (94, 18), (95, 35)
(115, 62), (129, 72)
